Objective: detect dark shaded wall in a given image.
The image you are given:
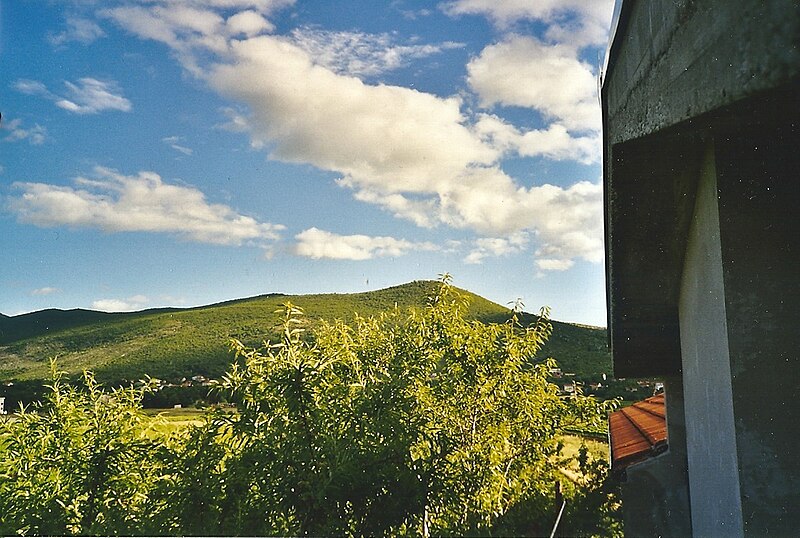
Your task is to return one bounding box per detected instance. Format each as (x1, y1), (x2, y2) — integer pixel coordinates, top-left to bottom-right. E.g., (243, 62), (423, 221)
(603, 0), (800, 535)
(716, 127), (800, 535)
(622, 379), (692, 537)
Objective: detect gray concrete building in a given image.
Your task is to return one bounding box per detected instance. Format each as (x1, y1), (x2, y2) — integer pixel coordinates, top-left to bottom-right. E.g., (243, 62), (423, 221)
(602, 1), (800, 536)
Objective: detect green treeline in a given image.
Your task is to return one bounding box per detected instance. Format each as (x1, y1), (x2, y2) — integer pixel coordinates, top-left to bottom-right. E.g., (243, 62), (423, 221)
(0, 279), (621, 536)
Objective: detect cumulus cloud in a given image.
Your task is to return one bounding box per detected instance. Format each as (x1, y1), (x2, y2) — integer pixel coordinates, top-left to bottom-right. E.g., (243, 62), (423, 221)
(101, 1), (293, 73)
(467, 36), (600, 133)
(101, 0), (605, 270)
(49, 16), (106, 46)
(92, 295), (149, 312)
(2, 118), (48, 145)
(13, 77), (132, 115)
(475, 114), (600, 164)
(206, 35), (602, 267)
(32, 287), (60, 296)
(8, 166), (284, 246)
(207, 34), (498, 188)
(290, 26), (463, 77)
(464, 232), (529, 264)
(226, 10), (274, 36)
(293, 228), (437, 260)
(440, 0), (614, 47)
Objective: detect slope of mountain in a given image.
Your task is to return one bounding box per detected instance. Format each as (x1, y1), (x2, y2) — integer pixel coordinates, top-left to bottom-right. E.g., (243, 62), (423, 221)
(0, 281), (612, 386)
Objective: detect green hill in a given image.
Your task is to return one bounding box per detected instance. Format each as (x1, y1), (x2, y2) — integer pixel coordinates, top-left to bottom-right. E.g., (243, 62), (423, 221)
(0, 281), (613, 394)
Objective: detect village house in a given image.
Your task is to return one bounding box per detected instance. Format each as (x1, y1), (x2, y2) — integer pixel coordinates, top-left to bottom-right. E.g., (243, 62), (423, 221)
(602, 0), (799, 535)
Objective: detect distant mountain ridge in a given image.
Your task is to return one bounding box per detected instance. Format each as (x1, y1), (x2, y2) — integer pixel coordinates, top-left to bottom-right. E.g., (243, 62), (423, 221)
(0, 281), (612, 386)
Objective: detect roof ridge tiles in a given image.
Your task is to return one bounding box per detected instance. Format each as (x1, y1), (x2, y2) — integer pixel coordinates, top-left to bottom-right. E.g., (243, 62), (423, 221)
(609, 392), (669, 472)
(619, 406), (663, 447)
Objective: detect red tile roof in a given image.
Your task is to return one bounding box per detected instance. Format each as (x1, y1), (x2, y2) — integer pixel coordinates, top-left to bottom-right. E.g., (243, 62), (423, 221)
(609, 393), (668, 472)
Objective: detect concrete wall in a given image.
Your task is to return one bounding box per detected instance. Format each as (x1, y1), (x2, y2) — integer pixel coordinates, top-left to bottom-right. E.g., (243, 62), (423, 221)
(622, 378), (692, 537)
(678, 143), (743, 537)
(604, 0), (800, 146)
(716, 127), (800, 536)
(674, 127), (800, 536)
(603, 1), (800, 534)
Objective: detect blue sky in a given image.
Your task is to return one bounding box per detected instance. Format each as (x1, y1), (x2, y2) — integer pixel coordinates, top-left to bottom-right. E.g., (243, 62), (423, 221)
(0, 0), (614, 325)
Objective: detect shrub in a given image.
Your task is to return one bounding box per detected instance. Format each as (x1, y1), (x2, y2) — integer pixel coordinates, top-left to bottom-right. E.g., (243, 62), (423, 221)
(167, 276), (616, 536)
(0, 365), (169, 536)
(0, 277), (619, 536)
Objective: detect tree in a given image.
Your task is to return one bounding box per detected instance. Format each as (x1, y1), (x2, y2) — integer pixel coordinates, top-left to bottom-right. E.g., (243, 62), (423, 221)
(0, 277), (619, 536)
(0, 365), (169, 536)
(169, 276), (615, 536)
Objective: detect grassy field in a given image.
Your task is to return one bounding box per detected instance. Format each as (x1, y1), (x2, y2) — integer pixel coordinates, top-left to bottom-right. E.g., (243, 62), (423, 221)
(141, 407), (207, 436)
(135, 410), (610, 461)
(559, 434), (608, 461)
(557, 434), (609, 484)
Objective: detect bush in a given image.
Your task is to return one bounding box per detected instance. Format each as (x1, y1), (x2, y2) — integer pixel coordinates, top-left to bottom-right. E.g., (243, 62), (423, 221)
(0, 277), (620, 536)
(0, 365), (169, 536)
(166, 276), (616, 536)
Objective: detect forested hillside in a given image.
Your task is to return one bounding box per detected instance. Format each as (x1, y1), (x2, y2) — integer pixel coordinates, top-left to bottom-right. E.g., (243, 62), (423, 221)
(0, 281), (629, 406)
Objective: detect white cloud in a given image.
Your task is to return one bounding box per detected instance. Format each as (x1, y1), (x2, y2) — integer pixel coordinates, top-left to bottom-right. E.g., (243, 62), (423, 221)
(8, 166), (284, 246)
(467, 36), (600, 133)
(397, 8), (432, 20)
(181, 0), (294, 13)
(440, 0), (614, 47)
(92, 295), (149, 312)
(293, 228), (436, 260)
(217, 106), (252, 134)
(32, 287), (60, 296)
(464, 232), (529, 264)
(535, 258), (574, 271)
(2, 118), (48, 145)
(13, 77), (131, 115)
(102, 1), (605, 269)
(172, 144), (193, 155)
(208, 35), (497, 189)
(206, 36), (603, 264)
(162, 136), (193, 155)
(227, 10), (273, 36)
(13, 79), (52, 97)
(290, 26), (463, 77)
(56, 78), (132, 114)
(49, 16), (106, 46)
(475, 114), (600, 164)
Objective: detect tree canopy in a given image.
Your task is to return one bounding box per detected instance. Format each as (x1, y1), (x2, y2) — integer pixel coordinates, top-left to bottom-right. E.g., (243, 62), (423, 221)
(0, 277), (619, 536)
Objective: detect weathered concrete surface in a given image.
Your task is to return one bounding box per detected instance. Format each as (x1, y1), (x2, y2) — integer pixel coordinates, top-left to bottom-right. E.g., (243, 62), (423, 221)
(603, 1), (800, 534)
(716, 127), (800, 536)
(679, 143), (743, 537)
(604, 0), (800, 145)
(603, 0), (800, 377)
(621, 378), (692, 537)
(605, 128), (700, 376)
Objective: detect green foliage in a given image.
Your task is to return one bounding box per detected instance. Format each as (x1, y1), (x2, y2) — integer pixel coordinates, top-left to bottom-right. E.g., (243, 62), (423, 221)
(0, 280), (621, 536)
(0, 281), (614, 399)
(559, 445), (623, 537)
(163, 278), (617, 536)
(0, 363), (168, 536)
